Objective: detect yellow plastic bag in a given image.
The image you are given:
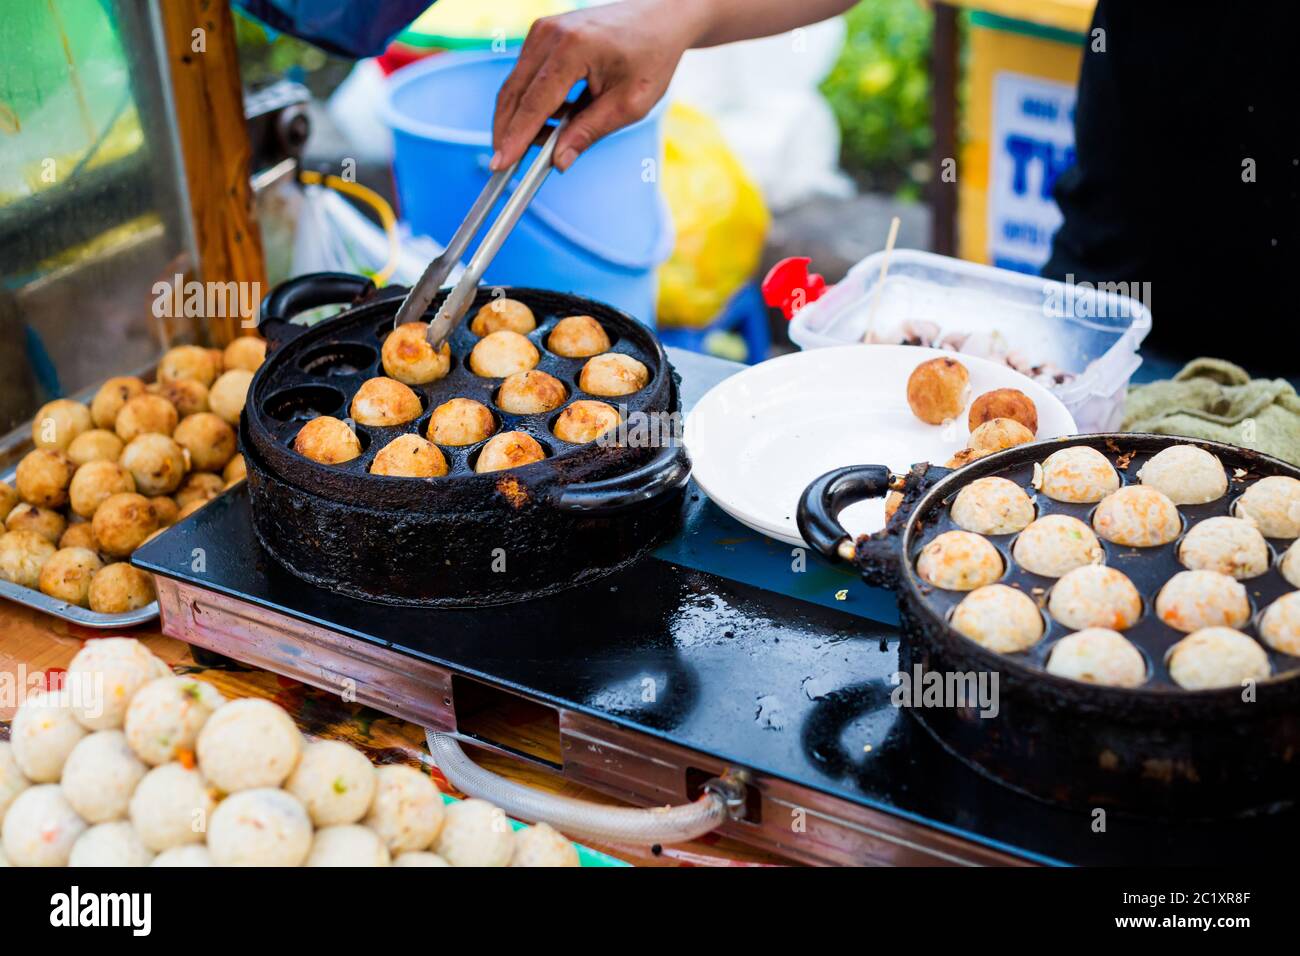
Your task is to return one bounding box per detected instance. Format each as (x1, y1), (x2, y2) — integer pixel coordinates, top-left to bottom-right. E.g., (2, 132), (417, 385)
(657, 103), (769, 329)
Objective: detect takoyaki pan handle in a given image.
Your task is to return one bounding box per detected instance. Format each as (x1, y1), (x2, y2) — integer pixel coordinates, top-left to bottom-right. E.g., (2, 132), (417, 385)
(258, 272), (377, 351)
(797, 465), (895, 563)
(551, 444), (690, 516)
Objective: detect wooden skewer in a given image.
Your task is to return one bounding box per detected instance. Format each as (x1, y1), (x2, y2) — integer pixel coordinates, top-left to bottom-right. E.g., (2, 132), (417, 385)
(862, 215), (901, 343)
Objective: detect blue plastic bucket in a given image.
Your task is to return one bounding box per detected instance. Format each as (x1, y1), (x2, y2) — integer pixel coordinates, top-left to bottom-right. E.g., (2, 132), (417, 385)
(383, 51), (673, 324)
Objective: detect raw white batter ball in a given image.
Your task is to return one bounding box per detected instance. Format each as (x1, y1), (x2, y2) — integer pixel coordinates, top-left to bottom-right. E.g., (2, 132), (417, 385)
(196, 697), (302, 792)
(2, 784), (86, 866)
(1011, 514), (1104, 578)
(67, 637), (170, 731)
(1167, 628), (1271, 690)
(128, 762), (215, 852)
(1047, 565), (1142, 631)
(392, 851), (451, 867)
(1259, 591), (1300, 656)
(151, 845), (214, 867)
(284, 740), (377, 826)
(68, 821), (154, 867)
(1155, 570), (1251, 633)
(510, 822), (580, 867)
(1235, 475), (1300, 538)
(1179, 516), (1270, 579)
(915, 530), (1004, 591)
(950, 584), (1044, 653)
(207, 788), (313, 867)
(1092, 486), (1181, 547)
(434, 798), (515, 867)
(949, 476), (1035, 535)
(61, 730), (147, 823)
(305, 825), (391, 867)
(1137, 445), (1227, 504)
(1037, 446), (1119, 503)
(10, 687), (87, 782)
(363, 764), (444, 853)
(124, 676), (225, 766)
(0, 742), (31, 825)
(1045, 629), (1147, 688)
(1281, 540), (1300, 589)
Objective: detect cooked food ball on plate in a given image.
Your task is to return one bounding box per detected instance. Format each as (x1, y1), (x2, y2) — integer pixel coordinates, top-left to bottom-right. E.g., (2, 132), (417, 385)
(223, 454), (247, 486)
(435, 797), (515, 867)
(151, 845), (213, 867)
(1235, 475), (1300, 538)
(197, 697), (302, 792)
(285, 740), (377, 826)
(38, 547), (102, 607)
(67, 637), (169, 730)
(0, 529), (57, 587)
(475, 431), (546, 474)
(381, 322), (452, 385)
(1135, 445), (1227, 505)
(350, 376), (423, 426)
(949, 476), (1035, 535)
(968, 388), (1038, 435)
(2, 785), (86, 867)
(10, 688), (85, 782)
(92, 492), (159, 557)
(293, 416), (361, 465)
(1259, 591), (1300, 656)
(223, 336), (267, 372)
(1045, 629), (1147, 688)
(115, 394), (178, 442)
(59, 522), (99, 551)
(68, 822), (154, 866)
(173, 413), (237, 472)
(69, 460), (136, 518)
(364, 764), (444, 853)
(392, 851), (451, 867)
(470, 330), (541, 378)
(428, 398), (496, 447)
(124, 676), (225, 766)
(1048, 565), (1142, 631)
(306, 825), (391, 867)
(208, 369), (253, 425)
(497, 369), (567, 414)
(950, 584), (1044, 653)
(905, 357), (969, 425)
(61, 730), (147, 823)
(31, 398), (92, 452)
(91, 376), (147, 429)
(120, 434), (187, 497)
(579, 352), (649, 397)
(208, 788), (313, 867)
(471, 298), (536, 336)
(553, 400), (621, 444)
(370, 434), (448, 478)
(66, 429), (124, 467)
(548, 315), (611, 358)
(16, 449), (74, 508)
(969, 418), (1036, 459)
(1155, 570), (1251, 633)
(509, 821), (580, 867)
(1037, 446), (1119, 503)
(1011, 515), (1103, 578)
(129, 762), (215, 851)
(0, 742), (31, 822)
(6, 503), (66, 544)
(89, 563), (156, 614)
(1092, 485), (1181, 547)
(915, 530), (1003, 591)
(1167, 627), (1270, 690)
(1179, 516), (1269, 578)
(158, 344), (219, 387)
(0, 481), (17, 522)
(148, 495), (180, 528)
(152, 378), (209, 418)
(174, 472), (224, 510)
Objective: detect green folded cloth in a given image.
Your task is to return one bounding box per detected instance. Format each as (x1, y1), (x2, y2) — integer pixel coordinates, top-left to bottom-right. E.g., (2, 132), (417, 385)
(1123, 358), (1300, 465)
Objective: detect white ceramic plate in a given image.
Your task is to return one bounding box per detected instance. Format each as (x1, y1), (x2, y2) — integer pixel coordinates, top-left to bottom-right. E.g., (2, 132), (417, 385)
(684, 344), (1077, 546)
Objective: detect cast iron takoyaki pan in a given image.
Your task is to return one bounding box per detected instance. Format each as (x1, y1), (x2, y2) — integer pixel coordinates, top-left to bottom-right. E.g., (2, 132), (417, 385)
(799, 434), (1300, 818)
(242, 272), (689, 607)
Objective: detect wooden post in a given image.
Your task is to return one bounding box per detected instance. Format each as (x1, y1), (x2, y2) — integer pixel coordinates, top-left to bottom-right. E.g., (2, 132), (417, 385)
(930, 2), (960, 257)
(159, 0), (266, 346)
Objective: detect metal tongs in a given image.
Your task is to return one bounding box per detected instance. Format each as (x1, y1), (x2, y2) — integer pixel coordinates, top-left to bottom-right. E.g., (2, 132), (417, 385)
(392, 92), (591, 346)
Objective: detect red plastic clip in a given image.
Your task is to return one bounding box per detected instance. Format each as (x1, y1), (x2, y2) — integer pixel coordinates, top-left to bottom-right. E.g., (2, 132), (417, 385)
(761, 257), (828, 320)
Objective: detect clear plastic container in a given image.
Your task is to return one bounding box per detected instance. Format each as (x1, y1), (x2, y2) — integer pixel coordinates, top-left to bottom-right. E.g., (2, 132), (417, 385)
(787, 250), (1152, 432)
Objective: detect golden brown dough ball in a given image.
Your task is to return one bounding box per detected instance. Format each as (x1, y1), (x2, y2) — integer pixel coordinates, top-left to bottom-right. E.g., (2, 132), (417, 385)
(92, 493), (159, 558)
(116, 394), (179, 442)
(0, 481), (17, 522)
(119, 434), (187, 497)
(578, 353), (649, 397)
(207, 370), (253, 426)
(547, 315), (611, 358)
(381, 323), (452, 386)
(470, 298), (536, 336)
(68, 461), (136, 519)
(91, 377), (146, 429)
(350, 377), (422, 427)
(906, 357), (970, 425)
(158, 345), (219, 388)
(151, 379), (209, 418)
(0, 529), (57, 589)
(294, 417), (361, 465)
(6, 503), (66, 544)
(149, 496), (179, 528)
(173, 413), (237, 472)
(38, 547), (103, 607)
(174, 473), (224, 510)
(31, 399), (92, 452)
(427, 398), (495, 447)
(553, 401), (621, 444)
(223, 336), (267, 372)
(475, 431), (545, 473)
(88, 562), (156, 614)
(66, 429), (124, 467)
(16, 449), (75, 508)
(969, 388), (1038, 435)
(469, 331), (540, 378)
(60, 522), (100, 552)
(222, 454), (246, 486)
(370, 435), (448, 478)
(496, 370), (567, 415)
(968, 418), (1035, 457)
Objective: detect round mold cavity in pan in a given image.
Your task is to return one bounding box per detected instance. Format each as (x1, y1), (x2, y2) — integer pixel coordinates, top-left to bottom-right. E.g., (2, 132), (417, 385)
(263, 383), (346, 423)
(298, 341), (378, 378)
